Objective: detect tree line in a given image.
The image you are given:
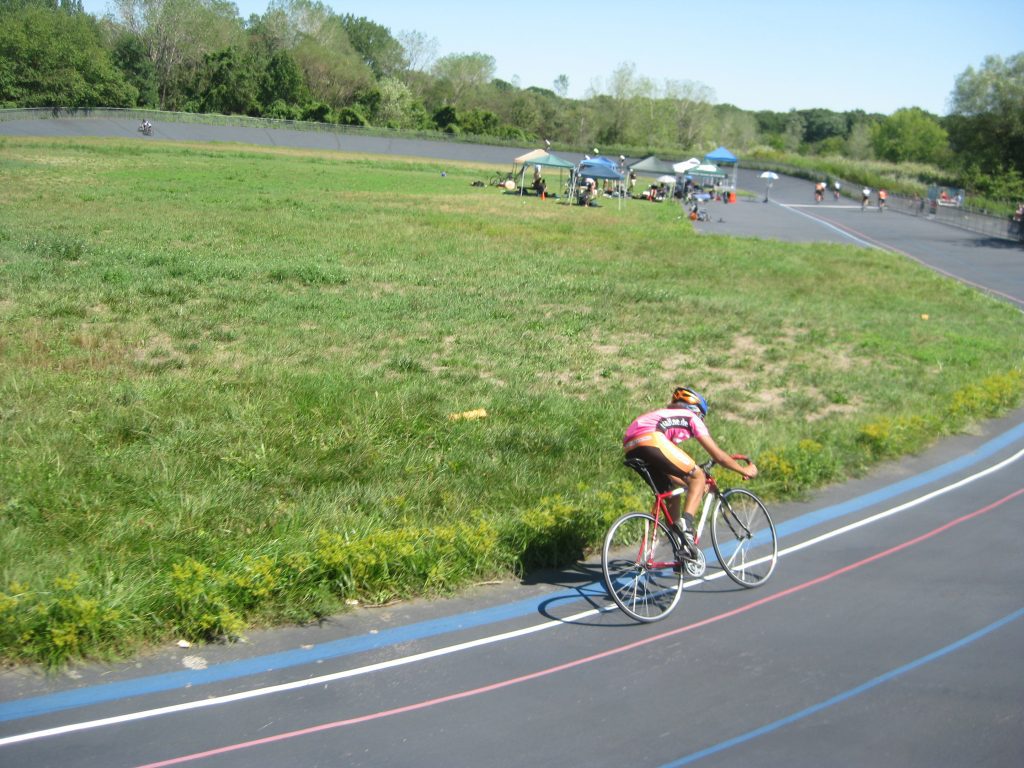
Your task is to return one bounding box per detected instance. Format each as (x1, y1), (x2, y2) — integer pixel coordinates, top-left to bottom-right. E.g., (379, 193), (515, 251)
(1, 0), (1021, 202)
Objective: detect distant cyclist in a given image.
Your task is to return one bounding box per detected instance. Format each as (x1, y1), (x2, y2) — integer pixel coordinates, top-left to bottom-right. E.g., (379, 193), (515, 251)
(833, 180), (841, 200)
(622, 387), (757, 557)
(878, 189), (888, 212)
(861, 187), (871, 211)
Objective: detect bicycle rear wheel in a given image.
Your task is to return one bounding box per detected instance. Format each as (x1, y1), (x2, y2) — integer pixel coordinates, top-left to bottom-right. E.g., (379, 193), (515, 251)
(710, 489), (778, 588)
(601, 512), (684, 622)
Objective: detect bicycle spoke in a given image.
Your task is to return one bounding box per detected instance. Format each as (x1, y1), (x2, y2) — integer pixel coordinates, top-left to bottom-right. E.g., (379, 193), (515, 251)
(710, 490), (778, 588)
(602, 512), (684, 622)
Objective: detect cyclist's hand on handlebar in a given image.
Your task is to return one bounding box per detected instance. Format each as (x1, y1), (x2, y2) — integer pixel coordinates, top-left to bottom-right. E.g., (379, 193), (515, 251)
(740, 462), (758, 481)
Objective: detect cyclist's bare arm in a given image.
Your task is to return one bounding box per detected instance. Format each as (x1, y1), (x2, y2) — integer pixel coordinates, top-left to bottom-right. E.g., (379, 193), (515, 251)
(694, 433), (758, 480)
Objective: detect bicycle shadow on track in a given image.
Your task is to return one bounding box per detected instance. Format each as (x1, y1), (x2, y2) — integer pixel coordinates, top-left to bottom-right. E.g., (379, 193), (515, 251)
(523, 559), (748, 627)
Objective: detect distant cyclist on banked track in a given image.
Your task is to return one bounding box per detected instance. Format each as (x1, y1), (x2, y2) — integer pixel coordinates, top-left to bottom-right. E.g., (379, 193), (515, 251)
(622, 387), (758, 560)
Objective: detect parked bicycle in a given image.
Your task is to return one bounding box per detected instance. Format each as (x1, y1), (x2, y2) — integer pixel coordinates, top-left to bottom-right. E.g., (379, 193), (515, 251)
(601, 455), (778, 622)
(488, 170), (514, 188)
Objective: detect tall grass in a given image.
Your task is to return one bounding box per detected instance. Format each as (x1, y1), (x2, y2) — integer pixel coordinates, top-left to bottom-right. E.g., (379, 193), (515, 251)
(1, 137), (1022, 667)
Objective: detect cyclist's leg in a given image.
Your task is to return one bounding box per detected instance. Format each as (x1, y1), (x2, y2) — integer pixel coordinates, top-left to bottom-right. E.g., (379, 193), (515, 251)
(626, 434), (700, 537)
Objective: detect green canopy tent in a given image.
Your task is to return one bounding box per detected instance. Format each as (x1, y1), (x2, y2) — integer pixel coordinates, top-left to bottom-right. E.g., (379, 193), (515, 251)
(518, 152), (575, 197)
(511, 148), (548, 180)
(687, 162), (728, 188)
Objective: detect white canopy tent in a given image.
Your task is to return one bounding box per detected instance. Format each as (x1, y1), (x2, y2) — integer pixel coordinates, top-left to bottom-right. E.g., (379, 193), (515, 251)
(672, 157), (701, 174)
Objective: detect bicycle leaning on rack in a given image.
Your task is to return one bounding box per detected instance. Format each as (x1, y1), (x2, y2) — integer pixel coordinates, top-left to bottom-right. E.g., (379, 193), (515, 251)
(601, 454), (778, 622)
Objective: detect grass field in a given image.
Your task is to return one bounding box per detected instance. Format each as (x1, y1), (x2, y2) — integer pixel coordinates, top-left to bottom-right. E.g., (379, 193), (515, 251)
(1, 136), (1022, 667)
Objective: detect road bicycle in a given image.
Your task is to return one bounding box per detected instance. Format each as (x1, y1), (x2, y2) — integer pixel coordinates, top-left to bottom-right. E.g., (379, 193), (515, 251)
(601, 455), (778, 622)
(488, 170), (515, 187)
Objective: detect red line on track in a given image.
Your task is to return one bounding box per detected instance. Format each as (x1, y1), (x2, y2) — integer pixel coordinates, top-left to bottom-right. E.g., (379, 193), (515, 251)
(801, 211), (1024, 307)
(135, 487), (1024, 768)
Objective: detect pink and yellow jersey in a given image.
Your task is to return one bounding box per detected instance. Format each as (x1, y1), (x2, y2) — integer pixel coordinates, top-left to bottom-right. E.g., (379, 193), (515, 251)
(623, 407), (709, 448)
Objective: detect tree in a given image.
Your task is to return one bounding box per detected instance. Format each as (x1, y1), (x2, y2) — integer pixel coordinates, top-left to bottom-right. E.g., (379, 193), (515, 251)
(587, 62), (647, 146)
(0, 4), (137, 107)
(258, 49), (307, 108)
(430, 52), (495, 107)
(871, 107), (950, 165)
(782, 111), (805, 152)
(194, 45), (258, 114)
(111, 30), (159, 106)
(111, 0), (244, 109)
(662, 78), (714, 149)
(339, 14), (406, 79)
(371, 76), (428, 129)
(552, 74), (568, 98)
(458, 107), (500, 136)
(797, 108), (848, 145)
(432, 104), (457, 131)
(711, 104), (758, 151)
(845, 121), (874, 160)
(947, 52), (1024, 176)
(396, 29), (436, 73)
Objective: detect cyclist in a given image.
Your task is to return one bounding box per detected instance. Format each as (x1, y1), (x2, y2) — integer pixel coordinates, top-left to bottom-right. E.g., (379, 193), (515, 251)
(622, 387), (758, 558)
(861, 187), (871, 211)
(878, 189), (888, 211)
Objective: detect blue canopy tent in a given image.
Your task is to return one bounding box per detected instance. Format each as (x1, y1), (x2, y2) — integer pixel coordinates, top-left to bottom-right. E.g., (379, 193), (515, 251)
(572, 160), (625, 207)
(588, 155), (622, 170)
(704, 146), (738, 189)
(577, 161), (623, 180)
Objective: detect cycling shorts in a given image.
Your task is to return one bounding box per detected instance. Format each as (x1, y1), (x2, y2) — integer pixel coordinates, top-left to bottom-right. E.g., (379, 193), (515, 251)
(623, 432), (698, 493)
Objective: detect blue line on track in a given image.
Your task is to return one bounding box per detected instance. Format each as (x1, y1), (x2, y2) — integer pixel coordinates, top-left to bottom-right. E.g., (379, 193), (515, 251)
(658, 606), (1024, 768)
(3, 421), (1023, 724)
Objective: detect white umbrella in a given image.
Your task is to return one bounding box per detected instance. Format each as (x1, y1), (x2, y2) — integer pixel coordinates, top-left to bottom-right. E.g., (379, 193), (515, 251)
(759, 171), (779, 180)
(656, 174), (676, 184)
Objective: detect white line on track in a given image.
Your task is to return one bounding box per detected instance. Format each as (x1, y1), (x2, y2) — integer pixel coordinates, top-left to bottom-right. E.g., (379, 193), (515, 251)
(776, 202), (878, 247)
(2, 447), (1022, 748)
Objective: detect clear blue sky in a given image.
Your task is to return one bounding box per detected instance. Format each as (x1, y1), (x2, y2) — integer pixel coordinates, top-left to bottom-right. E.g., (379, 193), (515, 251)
(85, 0), (1021, 116)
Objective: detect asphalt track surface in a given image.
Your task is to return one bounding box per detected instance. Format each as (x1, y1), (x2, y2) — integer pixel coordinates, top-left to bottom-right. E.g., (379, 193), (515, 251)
(1, 119), (1023, 767)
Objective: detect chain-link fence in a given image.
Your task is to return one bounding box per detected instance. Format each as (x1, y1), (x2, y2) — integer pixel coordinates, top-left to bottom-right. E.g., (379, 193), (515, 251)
(884, 192), (1022, 241)
(748, 162), (1023, 244)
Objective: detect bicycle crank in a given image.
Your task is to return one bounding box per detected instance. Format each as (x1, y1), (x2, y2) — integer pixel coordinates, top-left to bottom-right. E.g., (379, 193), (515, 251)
(684, 548), (706, 578)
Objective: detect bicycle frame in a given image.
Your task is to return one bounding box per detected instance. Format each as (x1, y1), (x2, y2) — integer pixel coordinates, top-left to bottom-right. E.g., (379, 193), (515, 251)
(620, 470), (722, 576)
(648, 470), (722, 550)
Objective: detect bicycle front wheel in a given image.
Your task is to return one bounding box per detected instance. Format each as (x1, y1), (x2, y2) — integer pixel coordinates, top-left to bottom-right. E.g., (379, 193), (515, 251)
(711, 489), (778, 588)
(601, 512), (684, 622)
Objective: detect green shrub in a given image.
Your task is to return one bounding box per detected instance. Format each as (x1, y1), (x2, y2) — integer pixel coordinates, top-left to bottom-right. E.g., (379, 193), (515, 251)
(169, 558), (247, 642)
(0, 575), (129, 669)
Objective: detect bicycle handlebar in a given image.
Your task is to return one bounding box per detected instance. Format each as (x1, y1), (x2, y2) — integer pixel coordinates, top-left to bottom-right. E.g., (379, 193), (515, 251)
(701, 453), (752, 473)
